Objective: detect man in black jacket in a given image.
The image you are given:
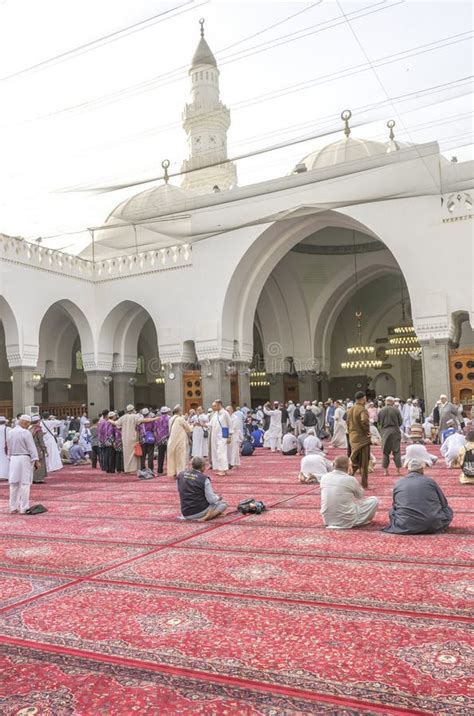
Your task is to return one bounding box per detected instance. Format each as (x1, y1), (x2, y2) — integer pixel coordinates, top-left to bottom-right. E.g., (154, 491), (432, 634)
(177, 457), (227, 521)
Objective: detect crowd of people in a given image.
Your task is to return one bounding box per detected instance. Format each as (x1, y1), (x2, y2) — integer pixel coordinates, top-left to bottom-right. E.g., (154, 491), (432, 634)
(1, 392), (471, 530)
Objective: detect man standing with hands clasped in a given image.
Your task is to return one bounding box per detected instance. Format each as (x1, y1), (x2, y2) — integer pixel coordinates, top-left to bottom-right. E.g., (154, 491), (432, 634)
(7, 415), (39, 514)
(347, 391), (371, 488)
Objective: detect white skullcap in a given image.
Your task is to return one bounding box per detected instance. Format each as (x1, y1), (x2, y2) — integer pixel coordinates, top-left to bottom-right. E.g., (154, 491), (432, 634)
(141, 408), (150, 416)
(31, 415), (40, 423)
(407, 458), (424, 471)
(0, 416), (5, 422)
(20, 414), (31, 422)
(385, 396), (395, 402)
(160, 406), (170, 414)
(107, 411), (115, 418)
(126, 404), (135, 412)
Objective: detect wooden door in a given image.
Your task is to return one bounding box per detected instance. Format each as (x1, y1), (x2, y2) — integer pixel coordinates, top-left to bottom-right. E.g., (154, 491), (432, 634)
(183, 371), (202, 413)
(284, 374), (299, 403)
(230, 375), (239, 407)
(449, 349), (474, 415)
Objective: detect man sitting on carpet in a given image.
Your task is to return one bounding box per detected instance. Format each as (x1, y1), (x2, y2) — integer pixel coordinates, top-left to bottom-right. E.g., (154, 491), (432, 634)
(383, 458), (453, 534)
(320, 455), (378, 529)
(177, 457), (228, 522)
(299, 453), (333, 483)
(282, 429), (298, 456)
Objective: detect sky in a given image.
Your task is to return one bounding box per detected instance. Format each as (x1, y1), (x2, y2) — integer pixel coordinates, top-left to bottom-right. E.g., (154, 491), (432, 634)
(0, 0), (472, 251)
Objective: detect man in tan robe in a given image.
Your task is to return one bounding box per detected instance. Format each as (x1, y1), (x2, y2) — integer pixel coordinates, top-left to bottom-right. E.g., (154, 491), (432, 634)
(166, 405), (192, 477)
(347, 391), (371, 488)
(114, 405), (155, 474)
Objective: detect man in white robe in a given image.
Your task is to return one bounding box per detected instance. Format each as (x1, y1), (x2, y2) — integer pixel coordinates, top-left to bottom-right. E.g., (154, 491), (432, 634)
(0, 416), (10, 480)
(441, 432), (466, 468)
(209, 400), (232, 475)
(114, 405), (153, 474)
(226, 406), (242, 468)
(402, 399), (413, 434)
(7, 415), (39, 514)
(42, 416), (63, 472)
(320, 455), (378, 529)
(263, 402), (282, 452)
(191, 407), (209, 459)
(402, 443), (438, 468)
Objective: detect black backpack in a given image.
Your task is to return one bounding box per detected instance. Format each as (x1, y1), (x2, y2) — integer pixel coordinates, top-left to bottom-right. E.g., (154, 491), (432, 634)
(237, 498), (266, 515)
(24, 504), (48, 515)
(461, 447), (474, 477)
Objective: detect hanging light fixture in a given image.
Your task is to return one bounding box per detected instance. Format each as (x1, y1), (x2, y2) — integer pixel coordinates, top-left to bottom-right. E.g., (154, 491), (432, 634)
(386, 279), (421, 357)
(341, 232), (382, 370)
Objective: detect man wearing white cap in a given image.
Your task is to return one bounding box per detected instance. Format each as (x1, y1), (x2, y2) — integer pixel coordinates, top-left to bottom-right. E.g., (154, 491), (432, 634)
(113, 405), (155, 474)
(0, 416), (11, 481)
(383, 458), (453, 534)
(7, 415), (39, 514)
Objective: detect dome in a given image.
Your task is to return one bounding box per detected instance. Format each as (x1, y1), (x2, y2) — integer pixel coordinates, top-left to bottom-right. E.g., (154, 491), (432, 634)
(295, 135), (388, 172)
(106, 182), (193, 224)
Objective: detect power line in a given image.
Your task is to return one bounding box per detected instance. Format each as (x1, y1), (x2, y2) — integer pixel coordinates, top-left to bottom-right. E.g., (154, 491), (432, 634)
(57, 76), (473, 194)
(55, 31), (472, 158)
(15, 0), (401, 123)
(335, 0), (440, 189)
(0, 1), (202, 82)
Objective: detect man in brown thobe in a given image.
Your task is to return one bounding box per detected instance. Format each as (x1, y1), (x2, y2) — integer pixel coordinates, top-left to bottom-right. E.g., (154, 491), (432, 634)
(347, 391), (371, 488)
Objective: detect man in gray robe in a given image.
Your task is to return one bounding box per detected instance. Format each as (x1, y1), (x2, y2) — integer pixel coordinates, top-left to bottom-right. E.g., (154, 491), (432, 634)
(438, 395), (459, 434)
(383, 458), (453, 534)
(378, 396), (403, 476)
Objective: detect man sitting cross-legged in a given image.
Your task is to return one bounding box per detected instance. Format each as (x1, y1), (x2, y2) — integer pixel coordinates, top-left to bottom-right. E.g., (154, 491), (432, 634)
(383, 458), (453, 534)
(177, 457), (228, 522)
(320, 455), (378, 529)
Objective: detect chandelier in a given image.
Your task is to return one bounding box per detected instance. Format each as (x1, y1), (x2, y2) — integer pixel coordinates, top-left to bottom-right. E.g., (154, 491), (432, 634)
(249, 369), (270, 387)
(341, 232), (382, 370)
(386, 281), (421, 357)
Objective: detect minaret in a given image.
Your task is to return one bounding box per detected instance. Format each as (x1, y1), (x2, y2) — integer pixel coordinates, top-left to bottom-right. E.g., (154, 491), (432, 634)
(181, 19), (237, 193)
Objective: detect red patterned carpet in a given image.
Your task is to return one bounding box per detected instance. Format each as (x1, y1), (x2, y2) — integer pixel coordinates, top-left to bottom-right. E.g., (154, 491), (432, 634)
(0, 446), (473, 715)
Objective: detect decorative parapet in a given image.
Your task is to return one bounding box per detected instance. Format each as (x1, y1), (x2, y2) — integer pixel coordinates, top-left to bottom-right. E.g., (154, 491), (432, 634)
(0, 234), (192, 283)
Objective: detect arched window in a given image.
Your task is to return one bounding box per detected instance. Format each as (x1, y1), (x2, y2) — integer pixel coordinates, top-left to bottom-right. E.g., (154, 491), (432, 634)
(136, 355), (145, 374)
(75, 350), (83, 370)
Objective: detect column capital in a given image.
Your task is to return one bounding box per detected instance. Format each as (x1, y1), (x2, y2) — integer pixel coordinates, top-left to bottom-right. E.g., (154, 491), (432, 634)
(414, 316), (454, 344)
(6, 345), (38, 369)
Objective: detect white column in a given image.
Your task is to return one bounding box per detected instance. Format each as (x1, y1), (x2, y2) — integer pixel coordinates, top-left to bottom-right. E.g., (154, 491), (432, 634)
(420, 340), (451, 414)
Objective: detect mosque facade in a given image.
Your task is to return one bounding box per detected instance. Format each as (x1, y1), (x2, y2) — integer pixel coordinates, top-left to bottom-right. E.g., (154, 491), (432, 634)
(0, 25), (472, 417)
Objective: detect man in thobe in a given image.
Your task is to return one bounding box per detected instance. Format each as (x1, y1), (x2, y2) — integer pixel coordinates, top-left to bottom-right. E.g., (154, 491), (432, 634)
(299, 452), (332, 483)
(441, 431), (466, 468)
(114, 405), (153, 474)
(378, 396), (403, 476)
(347, 391), (371, 488)
(287, 400), (296, 429)
(42, 415), (63, 473)
(7, 415), (39, 514)
(263, 401), (282, 452)
(226, 405), (242, 468)
(402, 443), (438, 468)
(401, 399), (413, 435)
(383, 458), (453, 534)
(326, 399), (336, 436)
(438, 395), (459, 434)
(30, 415), (47, 483)
(320, 455), (378, 528)
(209, 400), (232, 475)
(0, 416), (11, 481)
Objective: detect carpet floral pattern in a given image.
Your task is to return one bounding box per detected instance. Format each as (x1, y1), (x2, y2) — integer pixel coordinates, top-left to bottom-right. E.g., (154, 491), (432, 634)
(1, 446), (473, 714)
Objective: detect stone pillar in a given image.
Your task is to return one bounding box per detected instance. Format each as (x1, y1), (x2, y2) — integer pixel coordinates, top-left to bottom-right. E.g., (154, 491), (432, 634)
(85, 371), (112, 414)
(113, 372), (136, 411)
(269, 373), (284, 403)
(47, 378), (70, 404)
(420, 340), (451, 414)
(201, 359), (231, 407)
(164, 363), (184, 409)
(11, 367), (37, 416)
(236, 362), (251, 408)
(319, 372), (330, 402)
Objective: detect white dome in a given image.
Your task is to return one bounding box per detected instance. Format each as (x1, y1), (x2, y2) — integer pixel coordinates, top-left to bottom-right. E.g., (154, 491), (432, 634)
(296, 136), (388, 172)
(107, 183), (193, 224)
(385, 138), (411, 153)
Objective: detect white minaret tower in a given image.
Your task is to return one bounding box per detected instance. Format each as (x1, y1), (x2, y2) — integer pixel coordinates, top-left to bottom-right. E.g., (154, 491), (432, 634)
(181, 19), (237, 193)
